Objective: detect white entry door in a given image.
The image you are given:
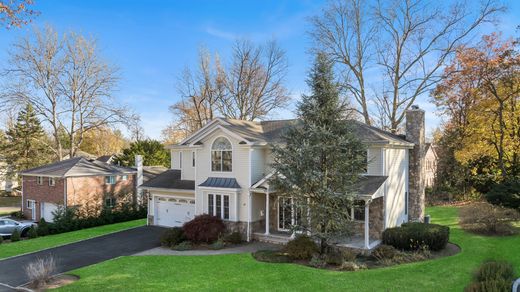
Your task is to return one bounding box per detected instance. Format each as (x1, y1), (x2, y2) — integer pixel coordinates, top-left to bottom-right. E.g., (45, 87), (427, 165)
(41, 202), (59, 222)
(155, 196), (195, 227)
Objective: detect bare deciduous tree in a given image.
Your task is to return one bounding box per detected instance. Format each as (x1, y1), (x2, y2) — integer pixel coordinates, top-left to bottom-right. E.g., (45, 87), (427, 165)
(311, 0), (502, 132)
(0, 0), (38, 29)
(218, 39), (289, 121)
(309, 0), (376, 125)
(2, 26), (135, 160)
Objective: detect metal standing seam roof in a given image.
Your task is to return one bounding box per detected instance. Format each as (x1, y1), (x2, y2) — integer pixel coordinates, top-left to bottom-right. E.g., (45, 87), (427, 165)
(20, 157), (136, 177)
(139, 169), (195, 190)
(199, 177), (241, 189)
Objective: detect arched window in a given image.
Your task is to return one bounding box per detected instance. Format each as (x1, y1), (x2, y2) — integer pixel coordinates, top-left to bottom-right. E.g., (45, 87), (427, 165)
(211, 137), (232, 172)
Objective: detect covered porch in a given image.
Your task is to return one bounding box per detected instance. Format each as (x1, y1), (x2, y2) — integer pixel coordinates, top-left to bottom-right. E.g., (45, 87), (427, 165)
(249, 175), (386, 250)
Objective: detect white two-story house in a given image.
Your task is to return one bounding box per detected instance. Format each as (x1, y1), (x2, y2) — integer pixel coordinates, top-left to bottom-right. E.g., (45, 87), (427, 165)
(140, 107), (426, 249)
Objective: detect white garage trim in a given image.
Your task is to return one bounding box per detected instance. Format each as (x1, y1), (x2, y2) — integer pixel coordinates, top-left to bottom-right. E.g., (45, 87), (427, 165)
(153, 195), (195, 227)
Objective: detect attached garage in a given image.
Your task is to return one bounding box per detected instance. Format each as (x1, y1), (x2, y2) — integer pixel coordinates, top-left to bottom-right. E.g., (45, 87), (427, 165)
(41, 202), (59, 222)
(154, 196), (195, 227)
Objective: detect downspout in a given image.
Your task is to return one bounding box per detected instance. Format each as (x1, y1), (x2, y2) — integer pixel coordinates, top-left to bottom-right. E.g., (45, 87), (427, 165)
(63, 177), (67, 208)
(247, 148), (253, 242)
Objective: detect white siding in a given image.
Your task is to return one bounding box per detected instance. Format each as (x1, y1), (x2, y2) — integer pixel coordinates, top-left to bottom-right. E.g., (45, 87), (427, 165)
(383, 147), (408, 228)
(194, 129), (251, 222)
(251, 148), (266, 185)
(171, 150), (180, 170)
(180, 150), (195, 180)
(367, 147), (383, 175)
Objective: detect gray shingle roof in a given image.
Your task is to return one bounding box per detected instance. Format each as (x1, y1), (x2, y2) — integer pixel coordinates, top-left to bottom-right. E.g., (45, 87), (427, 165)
(142, 166), (168, 182)
(20, 157), (136, 177)
(353, 175), (388, 196)
(206, 118), (413, 146)
(199, 177), (241, 189)
(140, 169), (195, 190)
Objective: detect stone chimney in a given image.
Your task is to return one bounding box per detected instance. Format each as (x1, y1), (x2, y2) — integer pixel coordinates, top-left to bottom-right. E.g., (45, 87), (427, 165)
(405, 105), (425, 222)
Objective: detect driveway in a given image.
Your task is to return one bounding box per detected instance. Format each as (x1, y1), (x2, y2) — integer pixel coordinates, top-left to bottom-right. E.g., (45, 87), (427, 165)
(0, 225), (165, 289)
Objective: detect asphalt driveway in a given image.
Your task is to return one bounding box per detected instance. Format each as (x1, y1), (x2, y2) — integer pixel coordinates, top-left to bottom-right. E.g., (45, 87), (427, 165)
(0, 225), (165, 289)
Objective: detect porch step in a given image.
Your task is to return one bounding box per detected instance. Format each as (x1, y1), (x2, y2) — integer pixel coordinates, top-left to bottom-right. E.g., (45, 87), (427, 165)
(253, 233), (290, 245)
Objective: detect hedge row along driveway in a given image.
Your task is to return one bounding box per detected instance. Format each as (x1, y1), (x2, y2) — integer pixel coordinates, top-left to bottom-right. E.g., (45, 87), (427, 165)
(56, 207), (520, 291)
(0, 219), (146, 260)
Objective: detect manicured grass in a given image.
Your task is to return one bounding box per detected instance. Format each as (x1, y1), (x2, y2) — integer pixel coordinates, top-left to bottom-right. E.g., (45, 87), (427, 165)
(57, 207), (520, 292)
(0, 219), (146, 260)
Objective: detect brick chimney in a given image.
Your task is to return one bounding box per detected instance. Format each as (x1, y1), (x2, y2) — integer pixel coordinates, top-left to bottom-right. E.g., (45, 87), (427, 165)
(406, 105), (425, 222)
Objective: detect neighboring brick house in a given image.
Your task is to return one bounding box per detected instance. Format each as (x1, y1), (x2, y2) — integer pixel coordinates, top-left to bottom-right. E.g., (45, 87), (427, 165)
(21, 157), (138, 222)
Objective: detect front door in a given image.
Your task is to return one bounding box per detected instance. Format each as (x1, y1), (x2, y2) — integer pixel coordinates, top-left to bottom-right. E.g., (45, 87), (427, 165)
(278, 197), (300, 231)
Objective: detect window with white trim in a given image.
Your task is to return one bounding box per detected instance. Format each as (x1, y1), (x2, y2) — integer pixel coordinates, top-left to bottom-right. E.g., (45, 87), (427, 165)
(105, 176), (116, 185)
(207, 194), (230, 220)
(105, 197), (116, 208)
(27, 199), (35, 209)
(192, 151), (195, 167)
(36, 176), (43, 185)
(211, 137), (232, 172)
(121, 175), (128, 181)
(49, 177), (55, 186)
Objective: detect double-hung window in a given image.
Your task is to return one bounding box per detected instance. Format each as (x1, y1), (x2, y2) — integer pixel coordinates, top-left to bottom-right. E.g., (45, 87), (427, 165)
(36, 176), (43, 185)
(211, 137), (232, 172)
(192, 151), (196, 167)
(207, 194), (230, 220)
(49, 177), (55, 186)
(105, 176), (116, 185)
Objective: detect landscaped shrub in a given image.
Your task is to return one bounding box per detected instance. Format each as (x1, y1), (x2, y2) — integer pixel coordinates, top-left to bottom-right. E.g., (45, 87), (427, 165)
(182, 214), (225, 244)
(10, 210), (24, 219)
(25, 256), (56, 289)
(252, 250), (292, 263)
(372, 244), (398, 261)
(160, 227), (185, 247)
(284, 235), (319, 260)
(37, 218), (50, 236)
(324, 247), (356, 266)
(465, 260), (516, 292)
(223, 232), (242, 244)
(460, 202), (520, 235)
(172, 241), (192, 251)
(0, 235), (3, 244)
(382, 222), (449, 251)
(11, 229), (20, 242)
(27, 226), (38, 239)
(338, 261), (367, 271)
(485, 179), (520, 210)
(209, 239), (226, 250)
(309, 253), (327, 268)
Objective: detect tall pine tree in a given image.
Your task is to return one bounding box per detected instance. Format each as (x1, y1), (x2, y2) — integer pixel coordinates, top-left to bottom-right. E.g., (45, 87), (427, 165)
(271, 52), (367, 253)
(2, 104), (52, 178)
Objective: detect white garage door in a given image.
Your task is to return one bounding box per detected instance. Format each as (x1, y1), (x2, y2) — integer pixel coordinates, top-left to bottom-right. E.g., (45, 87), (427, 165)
(155, 196), (195, 227)
(41, 202), (59, 222)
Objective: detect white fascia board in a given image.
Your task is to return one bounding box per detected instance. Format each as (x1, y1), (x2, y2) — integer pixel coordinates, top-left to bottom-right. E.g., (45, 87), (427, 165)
(138, 186), (195, 193)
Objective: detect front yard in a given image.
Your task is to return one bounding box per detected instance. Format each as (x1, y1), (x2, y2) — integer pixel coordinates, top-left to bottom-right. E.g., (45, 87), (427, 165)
(0, 219), (146, 260)
(55, 206), (520, 291)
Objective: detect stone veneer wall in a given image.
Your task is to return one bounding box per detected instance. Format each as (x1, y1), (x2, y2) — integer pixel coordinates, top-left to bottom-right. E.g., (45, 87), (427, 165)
(406, 107), (426, 222)
(350, 197), (384, 240)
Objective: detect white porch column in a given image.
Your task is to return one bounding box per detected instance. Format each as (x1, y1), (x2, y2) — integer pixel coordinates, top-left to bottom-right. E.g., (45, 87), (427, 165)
(265, 191), (270, 235)
(247, 191), (252, 242)
(364, 200), (370, 249)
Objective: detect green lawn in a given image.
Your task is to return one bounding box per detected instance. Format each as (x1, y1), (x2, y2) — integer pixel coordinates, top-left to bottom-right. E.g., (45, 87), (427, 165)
(0, 219), (146, 260)
(57, 207), (520, 292)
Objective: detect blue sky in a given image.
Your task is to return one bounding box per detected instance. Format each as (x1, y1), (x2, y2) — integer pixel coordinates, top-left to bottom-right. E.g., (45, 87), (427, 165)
(0, 0), (519, 139)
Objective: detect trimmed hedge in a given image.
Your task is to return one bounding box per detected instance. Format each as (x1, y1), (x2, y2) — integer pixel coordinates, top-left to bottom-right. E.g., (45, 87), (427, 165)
(160, 227), (185, 247)
(182, 214), (225, 244)
(284, 235), (318, 260)
(382, 222), (449, 251)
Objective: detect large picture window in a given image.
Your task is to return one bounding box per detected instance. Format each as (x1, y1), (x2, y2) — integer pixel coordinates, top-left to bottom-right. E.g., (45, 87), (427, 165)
(211, 137), (232, 172)
(207, 194), (230, 220)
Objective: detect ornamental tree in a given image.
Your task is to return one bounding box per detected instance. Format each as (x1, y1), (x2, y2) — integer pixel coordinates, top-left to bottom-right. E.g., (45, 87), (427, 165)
(271, 52), (366, 253)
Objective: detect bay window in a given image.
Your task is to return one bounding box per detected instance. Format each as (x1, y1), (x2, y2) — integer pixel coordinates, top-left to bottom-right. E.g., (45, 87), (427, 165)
(207, 194), (230, 220)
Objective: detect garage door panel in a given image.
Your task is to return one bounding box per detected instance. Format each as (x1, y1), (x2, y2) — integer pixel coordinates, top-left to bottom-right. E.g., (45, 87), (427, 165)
(41, 202), (59, 222)
(155, 196), (195, 227)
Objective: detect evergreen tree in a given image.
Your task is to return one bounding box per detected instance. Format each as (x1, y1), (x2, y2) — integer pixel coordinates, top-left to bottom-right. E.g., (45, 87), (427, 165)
(2, 104), (52, 176)
(271, 52), (367, 253)
(113, 139), (170, 168)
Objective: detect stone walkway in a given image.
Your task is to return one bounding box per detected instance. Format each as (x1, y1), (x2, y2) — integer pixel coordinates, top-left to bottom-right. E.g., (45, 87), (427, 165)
(134, 242), (281, 256)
